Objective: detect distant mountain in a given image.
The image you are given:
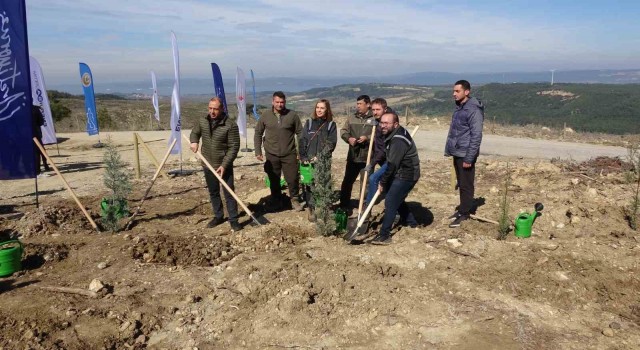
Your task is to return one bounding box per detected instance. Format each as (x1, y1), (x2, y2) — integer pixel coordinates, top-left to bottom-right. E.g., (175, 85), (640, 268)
(48, 69), (640, 96)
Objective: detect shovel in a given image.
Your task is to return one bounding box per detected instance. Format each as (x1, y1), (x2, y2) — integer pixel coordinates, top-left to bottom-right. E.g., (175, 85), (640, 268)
(125, 138), (177, 230)
(182, 134), (269, 226)
(356, 124), (378, 222)
(344, 189), (381, 242)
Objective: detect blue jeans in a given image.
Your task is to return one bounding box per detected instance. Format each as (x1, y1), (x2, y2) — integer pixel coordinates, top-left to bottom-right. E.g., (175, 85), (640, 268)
(366, 163), (387, 205)
(380, 178), (417, 238)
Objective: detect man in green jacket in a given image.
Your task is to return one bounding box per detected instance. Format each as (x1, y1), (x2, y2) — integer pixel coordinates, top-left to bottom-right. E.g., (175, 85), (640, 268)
(339, 95), (375, 212)
(254, 91), (304, 211)
(190, 97), (242, 231)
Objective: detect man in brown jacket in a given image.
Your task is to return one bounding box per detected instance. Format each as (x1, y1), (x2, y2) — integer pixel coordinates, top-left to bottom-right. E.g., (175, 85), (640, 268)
(254, 91), (303, 211)
(339, 95), (375, 212)
(190, 97), (242, 231)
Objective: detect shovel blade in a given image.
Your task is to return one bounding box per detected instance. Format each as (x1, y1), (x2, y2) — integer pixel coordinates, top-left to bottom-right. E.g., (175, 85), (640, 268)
(251, 215), (270, 226)
(344, 218), (370, 242)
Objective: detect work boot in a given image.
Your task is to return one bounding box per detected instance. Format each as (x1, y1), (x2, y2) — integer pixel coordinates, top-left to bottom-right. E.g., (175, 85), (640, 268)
(230, 220), (242, 232)
(207, 217), (225, 228)
(265, 195), (284, 212)
(307, 208), (316, 222)
(449, 214), (469, 228)
(370, 233), (392, 245)
(291, 198), (304, 212)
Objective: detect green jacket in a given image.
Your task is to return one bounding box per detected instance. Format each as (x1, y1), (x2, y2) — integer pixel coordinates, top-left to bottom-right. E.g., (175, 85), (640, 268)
(340, 110), (375, 163)
(254, 108), (302, 157)
(189, 113), (240, 169)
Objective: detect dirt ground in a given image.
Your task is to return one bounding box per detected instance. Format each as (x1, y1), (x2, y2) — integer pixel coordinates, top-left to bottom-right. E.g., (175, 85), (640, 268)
(1, 128), (639, 349)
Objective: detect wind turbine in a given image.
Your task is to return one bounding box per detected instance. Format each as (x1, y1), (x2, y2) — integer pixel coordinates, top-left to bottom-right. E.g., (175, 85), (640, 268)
(550, 69), (556, 86)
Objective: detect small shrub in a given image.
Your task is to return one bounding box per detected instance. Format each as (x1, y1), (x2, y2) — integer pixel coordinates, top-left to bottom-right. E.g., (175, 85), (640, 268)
(497, 162), (512, 240)
(101, 137), (132, 232)
(312, 147), (337, 236)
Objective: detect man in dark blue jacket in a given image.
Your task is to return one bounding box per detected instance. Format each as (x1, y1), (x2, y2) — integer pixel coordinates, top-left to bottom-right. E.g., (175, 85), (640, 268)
(444, 80), (484, 228)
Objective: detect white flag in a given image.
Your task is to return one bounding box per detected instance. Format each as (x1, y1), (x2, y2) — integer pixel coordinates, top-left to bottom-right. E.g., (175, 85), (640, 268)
(169, 31), (181, 154)
(150, 71), (159, 122)
(236, 67), (247, 137)
(29, 56), (57, 145)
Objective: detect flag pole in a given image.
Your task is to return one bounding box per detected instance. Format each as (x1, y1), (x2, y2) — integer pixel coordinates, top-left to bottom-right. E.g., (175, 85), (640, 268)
(34, 176), (39, 208)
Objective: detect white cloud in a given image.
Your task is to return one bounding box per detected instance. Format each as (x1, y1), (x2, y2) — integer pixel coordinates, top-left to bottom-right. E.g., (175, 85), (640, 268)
(25, 0), (640, 85)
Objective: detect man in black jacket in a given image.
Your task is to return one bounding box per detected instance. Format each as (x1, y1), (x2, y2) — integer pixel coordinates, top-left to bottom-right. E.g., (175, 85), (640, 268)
(32, 105), (50, 175)
(371, 112), (420, 245)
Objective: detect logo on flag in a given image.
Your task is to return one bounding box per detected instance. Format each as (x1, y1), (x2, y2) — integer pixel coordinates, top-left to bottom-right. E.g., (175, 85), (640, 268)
(81, 73), (92, 87)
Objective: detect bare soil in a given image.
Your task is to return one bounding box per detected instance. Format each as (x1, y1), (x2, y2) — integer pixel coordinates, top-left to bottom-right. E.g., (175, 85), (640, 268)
(1, 129), (639, 349)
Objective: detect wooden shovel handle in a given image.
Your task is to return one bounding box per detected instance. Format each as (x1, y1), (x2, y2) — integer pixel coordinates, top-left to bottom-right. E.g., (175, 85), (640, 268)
(33, 137), (99, 231)
(181, 134), (257, 222)
(356, 189), (381, 229)
(357, 125), (378, 216)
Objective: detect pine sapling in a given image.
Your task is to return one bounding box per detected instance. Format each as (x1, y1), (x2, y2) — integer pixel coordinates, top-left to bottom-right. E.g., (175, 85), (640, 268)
(312, 146), (337, 236)
(101, 137), (132, 232)
(497, 162), (512, 240)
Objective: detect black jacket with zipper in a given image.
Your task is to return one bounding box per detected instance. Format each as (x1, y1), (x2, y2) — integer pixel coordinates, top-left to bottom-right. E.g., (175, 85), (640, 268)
(380, 125), (420, 186)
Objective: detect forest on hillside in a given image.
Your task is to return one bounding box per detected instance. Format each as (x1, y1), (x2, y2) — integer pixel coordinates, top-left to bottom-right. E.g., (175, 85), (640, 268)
(412, 83), (640, 134)
(46, 82), (640, 135)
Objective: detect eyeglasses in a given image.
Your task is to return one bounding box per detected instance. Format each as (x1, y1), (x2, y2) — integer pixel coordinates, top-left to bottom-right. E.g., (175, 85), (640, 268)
(379, 122), (394, 125)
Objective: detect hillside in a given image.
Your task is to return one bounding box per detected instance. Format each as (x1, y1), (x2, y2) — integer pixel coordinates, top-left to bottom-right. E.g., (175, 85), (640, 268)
(412, 83), (640, 134)
(46, 82), (640, 135)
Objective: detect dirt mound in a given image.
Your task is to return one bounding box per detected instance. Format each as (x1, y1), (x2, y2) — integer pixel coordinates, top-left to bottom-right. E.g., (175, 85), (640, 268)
(131, 234), (238, 266)
(231, 223), (313, 253)
(566, 156), (634, 175)
(16, 205), (95, 237)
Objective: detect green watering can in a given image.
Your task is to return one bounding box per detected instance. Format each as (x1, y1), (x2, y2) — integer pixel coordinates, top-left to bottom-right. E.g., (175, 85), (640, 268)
(299, 163), (314, 185)
(0, 240), (23, 277)
(264, 176), (287, 188)
(514, 203), (544, 238)
(334, 208), (347, 232)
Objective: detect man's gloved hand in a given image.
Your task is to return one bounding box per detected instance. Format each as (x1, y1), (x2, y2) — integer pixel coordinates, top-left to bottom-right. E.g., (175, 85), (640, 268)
(364, 163), (373, 174)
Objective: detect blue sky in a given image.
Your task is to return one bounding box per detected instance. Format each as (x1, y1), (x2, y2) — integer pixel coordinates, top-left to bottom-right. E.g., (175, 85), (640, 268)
(25, 0), (640, 85)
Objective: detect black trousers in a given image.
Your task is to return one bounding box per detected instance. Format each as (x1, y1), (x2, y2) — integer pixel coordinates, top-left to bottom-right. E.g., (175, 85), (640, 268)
(34, 137), (48, 174)
(264, 152), (299, 198)
(203, 166), (238, 222)
(453, 156), (476, 215)
(302, 184), (314, 209)
(339, 160), (366, 208)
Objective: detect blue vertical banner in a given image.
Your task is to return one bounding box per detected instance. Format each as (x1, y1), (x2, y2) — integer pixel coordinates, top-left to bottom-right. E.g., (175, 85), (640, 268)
(79, 62), (99, 136)
(211, 63), (228, 114)
(250, 69), (260, 120)
(0, 0), (36, 180)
